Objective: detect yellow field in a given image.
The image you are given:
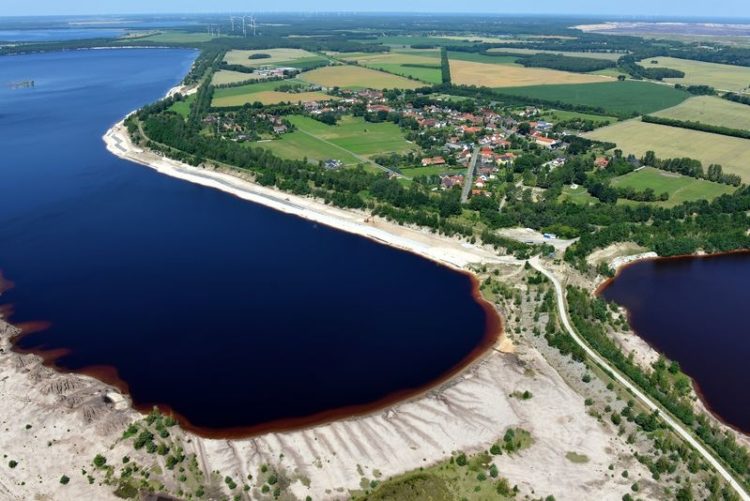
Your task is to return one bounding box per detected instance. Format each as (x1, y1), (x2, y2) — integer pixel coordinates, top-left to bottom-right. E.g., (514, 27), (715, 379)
(224, 48), (318, 67)
(653, 96), (750, 131)
(212, 91), (332, 107)
(211, 70), (265, 86)
(449, 59), (612, 88)
(299, 65), (423, 89)
(639, 57), (750, 93)
(487, 47), (624, 61)
(584, 119), (750, 181)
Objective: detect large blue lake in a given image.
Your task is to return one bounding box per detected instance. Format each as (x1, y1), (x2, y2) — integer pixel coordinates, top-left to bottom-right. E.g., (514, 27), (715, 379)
(0, 49), (496, 435)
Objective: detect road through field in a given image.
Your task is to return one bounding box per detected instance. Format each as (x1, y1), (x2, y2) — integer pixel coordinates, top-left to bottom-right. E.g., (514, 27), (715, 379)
(529, 256), (750, 501)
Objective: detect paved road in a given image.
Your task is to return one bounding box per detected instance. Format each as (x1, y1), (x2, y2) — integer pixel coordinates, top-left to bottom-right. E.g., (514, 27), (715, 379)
(461, 145), (480, 203)
(529, 256), (750, 501)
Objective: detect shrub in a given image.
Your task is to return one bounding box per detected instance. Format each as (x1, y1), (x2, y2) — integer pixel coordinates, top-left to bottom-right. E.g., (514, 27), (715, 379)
(60, 475), (70, 485)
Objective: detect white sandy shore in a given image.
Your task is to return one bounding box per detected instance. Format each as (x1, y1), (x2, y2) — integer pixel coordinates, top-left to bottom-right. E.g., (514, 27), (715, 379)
(103, 120), (517, 273)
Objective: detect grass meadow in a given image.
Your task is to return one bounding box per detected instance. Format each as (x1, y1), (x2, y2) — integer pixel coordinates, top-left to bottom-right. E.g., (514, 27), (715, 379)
(611, 167), (736, 207)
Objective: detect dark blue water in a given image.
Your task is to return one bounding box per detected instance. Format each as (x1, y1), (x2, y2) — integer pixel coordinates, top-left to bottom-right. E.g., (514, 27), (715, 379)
(0, 49), (495, 435)
(600, 253), (750, 432)
(0, 29), (125, 42)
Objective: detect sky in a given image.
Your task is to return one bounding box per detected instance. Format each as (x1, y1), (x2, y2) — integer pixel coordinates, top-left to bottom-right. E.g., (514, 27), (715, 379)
(3, 0), (750, 19)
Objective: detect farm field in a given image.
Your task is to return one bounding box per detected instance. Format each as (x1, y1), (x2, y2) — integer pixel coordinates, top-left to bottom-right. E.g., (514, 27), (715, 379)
(499, 80), (690, 116)
(611, 167), (736, 207)
(299, 65), (423, 89)
(449, 59), (609, 88)
(333, 50), (443, 84)
(223, 48), (327, 69)
(584, 120), (750, 181)
(639, 56), (750, 93)
(255, 115), (416, 166)
(211, 70), (265, 85)
(211, 79), (331, 107)
(487, 47), (625, 61)
(652, 96), (750, 131)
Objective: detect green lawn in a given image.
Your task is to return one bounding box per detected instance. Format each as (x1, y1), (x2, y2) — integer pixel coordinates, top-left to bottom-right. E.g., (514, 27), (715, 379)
(498, 81), (690, 116)
(254, 115), (416, 166)
(559, 185), (598, 205)
(611, 167), (736, 207)
(167, 94), (195, 118)
(401, 166), (463, 177)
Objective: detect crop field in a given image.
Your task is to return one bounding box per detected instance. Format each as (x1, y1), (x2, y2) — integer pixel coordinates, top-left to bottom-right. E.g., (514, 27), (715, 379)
(299, 65), (423, 89)
(584, 120), (750, 181)
(487, 47), (625, 61)
(223, 48), (327, 69)
(255, 115), (416, 166)
(611, 167), (736, 206)
(211, 70), (265, 86)
(140, 31), (215, 43)
(211, 79), (331, 107)
(334, 50), (442, 84)
(639, 57), (750, 93)
(449, 59), (610, 88)
(499, 81), (690, 116)
(652, 96), (750, 131)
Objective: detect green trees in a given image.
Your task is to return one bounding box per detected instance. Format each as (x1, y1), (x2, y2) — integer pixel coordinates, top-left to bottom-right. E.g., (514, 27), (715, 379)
(440, 47), (451, 85)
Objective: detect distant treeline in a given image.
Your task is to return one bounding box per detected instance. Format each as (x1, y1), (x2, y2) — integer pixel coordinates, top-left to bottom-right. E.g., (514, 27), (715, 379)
(724, 93), (750, 106)
(642, 114), (750, 142)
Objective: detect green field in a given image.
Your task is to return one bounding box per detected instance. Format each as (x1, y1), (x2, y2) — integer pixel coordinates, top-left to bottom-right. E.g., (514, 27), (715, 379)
(255, 115), (416, 166)
(334, 50), (443, 84)
(585, 119), (750, 181)
(611, 167), (736, 206)
(498, 80), (690, 116)
(540, 109), (618, 125)
(559, 185), (598, 205)
(652, 96), (750, 131)
(447, 51), (520, 65)
(168, 94), (196, 118)
(401, 165), (463, 177)
(139, 31), (215, 43)
(639, 56), (750, 94)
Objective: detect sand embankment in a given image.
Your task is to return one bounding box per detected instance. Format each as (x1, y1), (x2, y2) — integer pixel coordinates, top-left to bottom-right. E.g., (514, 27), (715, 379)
(103, 118), (517, 273)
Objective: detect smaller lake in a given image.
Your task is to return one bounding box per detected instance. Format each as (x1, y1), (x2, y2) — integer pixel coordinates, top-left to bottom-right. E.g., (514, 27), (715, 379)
(600, 252), (750, 433)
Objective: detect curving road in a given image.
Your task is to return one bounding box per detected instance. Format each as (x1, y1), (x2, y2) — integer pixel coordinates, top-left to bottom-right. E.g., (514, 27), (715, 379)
(528, 256), (750, 501)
